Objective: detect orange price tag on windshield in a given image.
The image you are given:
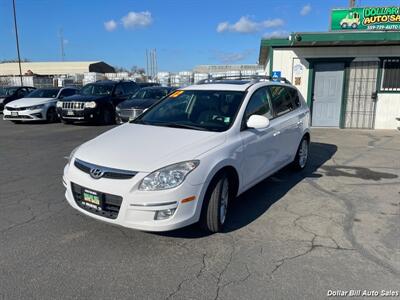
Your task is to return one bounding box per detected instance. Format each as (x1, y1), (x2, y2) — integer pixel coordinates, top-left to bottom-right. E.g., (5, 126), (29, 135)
(170, 90), (184, 98)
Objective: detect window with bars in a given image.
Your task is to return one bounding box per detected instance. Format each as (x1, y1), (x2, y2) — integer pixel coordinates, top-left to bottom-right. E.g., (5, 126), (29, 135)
(381, 59), (400, 91)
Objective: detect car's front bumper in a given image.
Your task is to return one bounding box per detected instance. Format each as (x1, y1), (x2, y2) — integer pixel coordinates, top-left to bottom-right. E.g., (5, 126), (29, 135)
(62, 160), (204, 232)
(57, 107), (100, 122)
(3, 108), (46, 121)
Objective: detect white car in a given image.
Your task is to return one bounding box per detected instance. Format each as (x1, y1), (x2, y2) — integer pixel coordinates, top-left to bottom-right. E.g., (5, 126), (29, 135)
(62, 77), (310, 232)
(3, 87), (78, 123)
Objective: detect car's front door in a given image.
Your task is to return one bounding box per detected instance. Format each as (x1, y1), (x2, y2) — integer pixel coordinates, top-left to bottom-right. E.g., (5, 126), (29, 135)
(239, 87), (279, 189)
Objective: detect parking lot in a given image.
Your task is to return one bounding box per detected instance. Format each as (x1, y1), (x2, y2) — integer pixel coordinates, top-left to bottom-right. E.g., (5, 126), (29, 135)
(0, 118), (399, 299)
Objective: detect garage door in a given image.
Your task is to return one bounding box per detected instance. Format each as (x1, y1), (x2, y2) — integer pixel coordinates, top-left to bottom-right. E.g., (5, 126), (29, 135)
(312, 63), (345, 127)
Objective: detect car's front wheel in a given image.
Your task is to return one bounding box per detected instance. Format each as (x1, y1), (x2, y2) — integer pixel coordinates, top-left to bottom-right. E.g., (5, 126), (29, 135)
(46, 107), (58, 123)
(200, 173), (231, 233)
(292, 136), (309, 170)
(102, 107), (114, 125)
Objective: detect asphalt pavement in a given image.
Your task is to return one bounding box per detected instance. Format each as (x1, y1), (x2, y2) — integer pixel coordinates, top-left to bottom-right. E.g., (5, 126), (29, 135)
(0, 118), (399, 299)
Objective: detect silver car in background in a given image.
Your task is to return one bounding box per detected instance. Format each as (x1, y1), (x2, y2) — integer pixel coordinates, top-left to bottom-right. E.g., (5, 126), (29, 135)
(3, 87), (78, 123)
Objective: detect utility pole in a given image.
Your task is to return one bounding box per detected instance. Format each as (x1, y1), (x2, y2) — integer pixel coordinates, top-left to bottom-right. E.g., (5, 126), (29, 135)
(146, 49), (149, 78)
(349, 0), (356, 8)
(59, 29), (65, 61)
(12, 0), (23, 86)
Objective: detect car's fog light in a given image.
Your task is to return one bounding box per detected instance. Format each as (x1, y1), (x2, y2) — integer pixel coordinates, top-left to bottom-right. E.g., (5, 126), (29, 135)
(154, 208), (176, 220)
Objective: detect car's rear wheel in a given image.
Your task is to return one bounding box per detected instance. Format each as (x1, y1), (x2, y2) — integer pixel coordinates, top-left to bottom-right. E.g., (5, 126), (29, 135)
(200, 173), (231, 233)
(341, 22), (348, 29)
(46, 107), (58, 123)
(292, 136), (309, 170)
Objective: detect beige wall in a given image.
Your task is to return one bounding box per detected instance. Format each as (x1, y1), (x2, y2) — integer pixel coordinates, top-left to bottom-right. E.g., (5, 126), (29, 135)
(268, 46), (400, 129)
(375, 93), (400, 129)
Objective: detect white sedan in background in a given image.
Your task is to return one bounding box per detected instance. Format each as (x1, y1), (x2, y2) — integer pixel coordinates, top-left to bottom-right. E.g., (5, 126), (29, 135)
(3, 87), (78, 123)
(63, 77), (310, 233)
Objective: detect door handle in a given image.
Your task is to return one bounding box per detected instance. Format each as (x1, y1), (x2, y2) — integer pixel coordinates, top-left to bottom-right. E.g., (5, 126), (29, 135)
(273, 131), (281, 137)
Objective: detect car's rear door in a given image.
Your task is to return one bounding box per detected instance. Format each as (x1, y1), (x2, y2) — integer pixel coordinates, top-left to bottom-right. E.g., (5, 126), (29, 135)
(267, 85), (303, 166)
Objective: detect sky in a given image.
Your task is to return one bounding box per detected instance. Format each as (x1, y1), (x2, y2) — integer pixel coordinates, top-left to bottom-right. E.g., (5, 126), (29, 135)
(1, 0), (400, 72)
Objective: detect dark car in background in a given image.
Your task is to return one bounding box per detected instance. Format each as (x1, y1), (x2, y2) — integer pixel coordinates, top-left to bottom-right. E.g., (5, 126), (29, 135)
(115, 86), (176, 123)
(0, 86), (36, 112)
(137, 82), (161, 88)
(56, 80), (139, 124)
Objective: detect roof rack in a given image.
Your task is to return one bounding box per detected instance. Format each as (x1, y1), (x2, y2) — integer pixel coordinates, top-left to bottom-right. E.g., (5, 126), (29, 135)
(196, 75), (292, 85)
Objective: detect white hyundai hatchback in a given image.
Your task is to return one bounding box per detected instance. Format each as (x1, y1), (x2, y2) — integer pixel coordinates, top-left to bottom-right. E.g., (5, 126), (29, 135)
(63, 77), (310, 232)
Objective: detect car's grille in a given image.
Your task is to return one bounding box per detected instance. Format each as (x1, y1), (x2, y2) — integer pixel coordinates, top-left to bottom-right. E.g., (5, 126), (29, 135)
(62, 102), (85, 110)
(74, 158), (137, 179)
(6, 107), (26, 111)
(71, 183), (122, 219)
(119, 108), (144, 120)
(4, 115), (32, 119)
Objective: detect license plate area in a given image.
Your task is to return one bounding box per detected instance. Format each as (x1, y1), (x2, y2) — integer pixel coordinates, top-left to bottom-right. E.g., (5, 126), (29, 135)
(11, 111), (18, 116)
(66, 110), (75, 116)
(82, 189), (102, 210)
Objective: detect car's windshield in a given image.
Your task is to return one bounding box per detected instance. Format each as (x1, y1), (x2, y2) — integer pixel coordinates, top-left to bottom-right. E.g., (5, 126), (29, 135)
(133, 90), (245, 132)
(80, 84), (113, 96)
(0, 87), (19, 96)
(131, 88), (168, 100)
(26, 89), (60, 98)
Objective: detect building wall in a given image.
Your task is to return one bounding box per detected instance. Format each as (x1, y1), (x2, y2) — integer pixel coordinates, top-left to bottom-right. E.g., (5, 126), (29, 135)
(375, 94), (400, 129)
(269, 46), (400, 129)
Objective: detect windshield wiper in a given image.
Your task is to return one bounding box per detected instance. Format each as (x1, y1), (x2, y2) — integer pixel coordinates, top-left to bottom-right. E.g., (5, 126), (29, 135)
(157, 122), (208, 131)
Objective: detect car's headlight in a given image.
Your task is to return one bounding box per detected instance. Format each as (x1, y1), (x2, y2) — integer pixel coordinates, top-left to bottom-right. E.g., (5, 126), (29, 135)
(84, 101), (97, 108)
(56, 101), (62, 108)
(139, 160), (199, 191)
(116, 105), (121, 111)
(27, 104), (45, 110)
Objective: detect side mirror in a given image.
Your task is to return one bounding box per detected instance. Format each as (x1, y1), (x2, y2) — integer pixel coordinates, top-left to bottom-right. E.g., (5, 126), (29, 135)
(246, 115), (270, 129)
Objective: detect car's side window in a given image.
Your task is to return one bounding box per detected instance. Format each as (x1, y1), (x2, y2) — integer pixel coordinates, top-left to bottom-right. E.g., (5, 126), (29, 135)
(243, 87), (273, 123)
(288, 88), (301, 109)
(268, 85), (297, 117)
(122, 82), (138, 95)
(114, 84), (125, 96)
(17, 88), (26, 97)
(60, 89), (76, 98)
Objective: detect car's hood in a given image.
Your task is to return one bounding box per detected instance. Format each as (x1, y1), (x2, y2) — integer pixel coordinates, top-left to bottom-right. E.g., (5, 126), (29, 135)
(6, 97), (55, 108)
(62, 94), (108, 102)
(75, 123), (226, 172)
(118, 98), (158, 110)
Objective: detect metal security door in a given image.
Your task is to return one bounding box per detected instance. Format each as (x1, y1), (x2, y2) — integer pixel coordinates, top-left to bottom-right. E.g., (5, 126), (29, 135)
(312, 63), (345, 127)
(344, 61), (379, 129)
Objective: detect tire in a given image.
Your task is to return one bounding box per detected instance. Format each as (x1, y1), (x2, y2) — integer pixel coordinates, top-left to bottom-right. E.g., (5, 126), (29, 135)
(200, 173), (230, 233)
(292, 136), (309, 170)
(341, 23), (348, 29)
(46, 107), (58, 123)
(61, 118), (74, 125)
(351, 23), (358, 29)
(102, 107), (114, 125)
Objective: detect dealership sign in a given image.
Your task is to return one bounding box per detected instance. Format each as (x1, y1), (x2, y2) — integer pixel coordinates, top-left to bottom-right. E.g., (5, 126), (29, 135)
(331, 7), (400, 31)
